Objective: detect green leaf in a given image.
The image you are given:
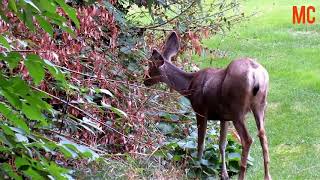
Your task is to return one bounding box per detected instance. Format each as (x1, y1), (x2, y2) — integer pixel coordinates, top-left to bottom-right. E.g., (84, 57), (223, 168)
(0, 132), (14, 147)
(81, 117), (103, 133)
(35, 15), (53, 36)
(58, 145), (76, 158)
(23, 6), (36, 31)
(55, 0), (80, 28)
(2, 52), (22, 70)
(101, 102), (127, 118)
(25, 54), (45, 85)
(60, 22), (76, 37)
(1, 163), (22, 180)
(0, 10), (9, 22)
(173, 154), (182, 161)
(97, 88), (113, 97)
(0, 146), (11, 153)
(11, 117), (30, 134)
(0, 35), (10, 50)
(179, 96), (191, 110)
(0, 90), (22, 109)
(43, 11), (66, 22)
(39, 0), (56, 13)
(9, 76), (30, 96)
(23, 168), (44, 179)
(177, 140), (197, 149)
(147, 0), (154, 20)
(47, 162), (70, 179)
(23, 0), (40, 12)
(59, 136), (99, 160)
(15, 156), (30, 169)
(21, 103), (46, 123)
(156, 122), (174, 135)
(0, 124), (15, 136)
(43, 59), (66, 83)
(8, 0), (17, 12)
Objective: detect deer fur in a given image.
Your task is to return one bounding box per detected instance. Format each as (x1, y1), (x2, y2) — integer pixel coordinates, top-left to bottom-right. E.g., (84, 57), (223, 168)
(144, 32), (271, 180)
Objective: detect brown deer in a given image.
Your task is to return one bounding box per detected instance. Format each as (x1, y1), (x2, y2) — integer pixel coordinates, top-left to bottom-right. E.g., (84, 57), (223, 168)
(144, 32), (271, 180)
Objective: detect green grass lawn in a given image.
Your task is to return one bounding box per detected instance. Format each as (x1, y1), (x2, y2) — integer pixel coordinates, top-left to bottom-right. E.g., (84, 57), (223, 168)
(198, 0), (320, 179)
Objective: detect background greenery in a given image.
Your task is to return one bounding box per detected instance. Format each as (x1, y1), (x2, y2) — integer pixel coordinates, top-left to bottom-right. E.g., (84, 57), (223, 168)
(199, 0), (320, 179)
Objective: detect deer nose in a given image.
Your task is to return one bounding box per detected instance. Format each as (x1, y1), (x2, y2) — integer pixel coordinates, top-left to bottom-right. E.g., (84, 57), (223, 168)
(144, 79), (152, 86)
(143, 80), (149, 86)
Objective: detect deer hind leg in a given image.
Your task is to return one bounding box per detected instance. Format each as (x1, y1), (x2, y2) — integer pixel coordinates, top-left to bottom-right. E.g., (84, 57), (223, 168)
(196, 114), (207, 159)
(219, 121), (229, 180)
(252, 102), (272, 180)
(233, 118), (253, 180)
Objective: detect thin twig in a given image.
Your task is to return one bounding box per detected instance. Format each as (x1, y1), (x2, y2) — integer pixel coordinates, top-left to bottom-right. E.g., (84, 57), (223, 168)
(1, 49), (48, 53)
(141, 1), (197, 30)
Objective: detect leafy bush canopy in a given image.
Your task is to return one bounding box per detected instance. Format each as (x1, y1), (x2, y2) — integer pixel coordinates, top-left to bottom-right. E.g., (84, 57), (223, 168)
(0, 0), (246, 179)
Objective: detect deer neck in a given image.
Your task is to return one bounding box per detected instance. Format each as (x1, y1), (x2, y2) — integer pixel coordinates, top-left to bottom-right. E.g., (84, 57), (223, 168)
(160, 61), (194, 95)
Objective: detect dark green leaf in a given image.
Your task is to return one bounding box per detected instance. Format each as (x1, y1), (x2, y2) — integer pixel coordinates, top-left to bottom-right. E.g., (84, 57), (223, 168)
(60, 23), (76, 37)
(43, 11), (66, 22)
(0, 146), (11, 153)
(57, 146), (75, 158)
(0, 132), (14, 147)
(47, 162), (70, 179)
(9, 77), (30, 96)
(23, 6), (36, 31)
(1, 90), (22, 109)
(0, 124), (15, 136)
(23, 0), (40, 12)
(0, 35), (10, 50)
(55, 0), (80, 28)
(101, 102), (127, 118)
(39, 0), (56, 13)
(147, 0), (154, 19)
(173, 154), (182, 161)
(35, 15), (53, 36)
(1, 163), (22, 180)
(25, 54), (45, 85)
(21, 103), (46, 123)
(15, 156), (30, 169)
(43, 59), (66, 83)
(23, 168), (44, 179)
(0, 10), (9, 22)
(8, 0), (17, 12)
(2, 52), (22, 70)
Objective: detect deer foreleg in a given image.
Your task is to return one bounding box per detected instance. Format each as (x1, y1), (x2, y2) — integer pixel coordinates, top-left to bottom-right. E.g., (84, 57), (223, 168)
(196, 114), (207, 160)
(220, 121), (229, 180)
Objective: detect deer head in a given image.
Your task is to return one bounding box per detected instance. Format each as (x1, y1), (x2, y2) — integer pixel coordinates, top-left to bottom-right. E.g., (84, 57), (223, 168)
(143, 32), (180, 86)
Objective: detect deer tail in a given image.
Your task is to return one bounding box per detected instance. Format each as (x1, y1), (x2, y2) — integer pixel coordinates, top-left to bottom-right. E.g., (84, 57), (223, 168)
(252, 73), (260, 96)
(252, 84), (259, 96)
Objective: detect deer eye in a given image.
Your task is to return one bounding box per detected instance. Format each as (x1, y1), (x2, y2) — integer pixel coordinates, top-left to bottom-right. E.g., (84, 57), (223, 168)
(142, 65), (149, 71)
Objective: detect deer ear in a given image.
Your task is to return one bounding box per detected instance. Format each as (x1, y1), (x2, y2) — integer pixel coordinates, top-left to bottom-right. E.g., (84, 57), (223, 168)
(163, 31), (180, 61)
(151, 49), (164, 65)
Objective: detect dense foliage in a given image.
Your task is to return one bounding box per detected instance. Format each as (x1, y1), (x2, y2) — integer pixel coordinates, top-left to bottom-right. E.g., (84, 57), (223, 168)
(0, 0), (247, 178)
